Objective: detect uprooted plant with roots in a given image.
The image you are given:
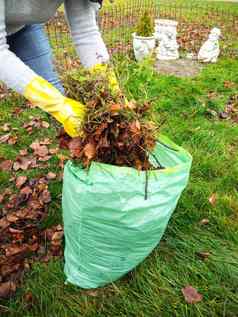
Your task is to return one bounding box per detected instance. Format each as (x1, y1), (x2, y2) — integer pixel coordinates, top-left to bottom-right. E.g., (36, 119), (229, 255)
(61, 65), (160, 171)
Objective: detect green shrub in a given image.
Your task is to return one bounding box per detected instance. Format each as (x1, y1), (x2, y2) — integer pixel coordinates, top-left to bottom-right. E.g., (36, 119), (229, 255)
(135, 10), (154, 37)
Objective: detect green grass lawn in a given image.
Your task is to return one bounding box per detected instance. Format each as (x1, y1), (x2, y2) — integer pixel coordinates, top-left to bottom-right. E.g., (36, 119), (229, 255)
(1, 56), (238, 316)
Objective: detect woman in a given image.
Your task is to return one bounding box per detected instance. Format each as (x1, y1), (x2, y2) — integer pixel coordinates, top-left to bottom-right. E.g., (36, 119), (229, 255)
(0, 0), (111, 137)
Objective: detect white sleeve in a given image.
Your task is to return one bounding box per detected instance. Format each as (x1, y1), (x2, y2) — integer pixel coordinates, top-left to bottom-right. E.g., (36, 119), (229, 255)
(0, 0), (36, 94)
(64, 0), (109, 68)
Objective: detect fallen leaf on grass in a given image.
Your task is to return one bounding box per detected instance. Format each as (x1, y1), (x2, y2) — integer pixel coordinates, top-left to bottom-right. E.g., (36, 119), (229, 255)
(49, 148), (59, 155)
(24, 291), (34, 306)
(0, 194), (4, 204)
(12, 107), (23, 116)
(40, 138), (51, 145)
(85, 290), (99, 297)
(224, 80), (235, 89)
(46, 172), (57, 180)
(0, 160), (13, 171)
(20, 186), (33, 198)
(13, 157), (37, 171)
(199, 218), (210, 225)
(30, 141), (49, 157)
(219, 112), (230, 120)
(8, 135), (18, 145)
(182, 285), (203, 304)
(196, 251), (211, 260)
(19, 149), (28, 156)
(209, 193), (217, 206)
(1, 123), (11, 132)
(0, 133), (18, 145)
(39, 189), (51, 204)
(57, 154), (69, 169)
(0, 134), (10, 143)
(16, 176), (28, 189)
(0, 281), (16, 299)
(23, 118), (50, 133)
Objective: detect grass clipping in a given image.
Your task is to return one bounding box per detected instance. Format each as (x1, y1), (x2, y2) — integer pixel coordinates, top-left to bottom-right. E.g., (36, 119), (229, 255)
(63, 66), (158, 171)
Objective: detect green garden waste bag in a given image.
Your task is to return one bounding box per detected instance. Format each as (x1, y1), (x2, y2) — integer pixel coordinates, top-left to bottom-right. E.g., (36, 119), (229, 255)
(62, 135), (192, 289)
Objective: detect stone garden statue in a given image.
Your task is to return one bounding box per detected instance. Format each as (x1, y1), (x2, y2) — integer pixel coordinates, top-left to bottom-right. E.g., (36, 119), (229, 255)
(198, 28), (221, 63)
(156, 26), (179, 60)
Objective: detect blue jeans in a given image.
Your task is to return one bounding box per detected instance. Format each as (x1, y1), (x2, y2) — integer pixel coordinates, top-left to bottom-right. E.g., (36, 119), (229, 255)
(7, 24), (64, 93)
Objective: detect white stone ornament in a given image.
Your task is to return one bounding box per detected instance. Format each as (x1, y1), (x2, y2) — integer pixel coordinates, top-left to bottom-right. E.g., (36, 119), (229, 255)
(132, 33), (156, 62)
(155, 19), (179, 61)
(198, 28), (221, 63)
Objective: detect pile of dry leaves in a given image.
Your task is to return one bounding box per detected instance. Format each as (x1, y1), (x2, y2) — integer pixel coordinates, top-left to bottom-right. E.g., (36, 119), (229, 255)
(61, 66), (158, 170)
(0, 119), (65, 299)
(0, 175), (63, 299)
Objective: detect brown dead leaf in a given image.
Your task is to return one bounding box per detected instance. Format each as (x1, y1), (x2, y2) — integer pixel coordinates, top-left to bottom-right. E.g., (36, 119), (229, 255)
(0, 281), (16, 299)
(39, 189), (51, 204)
(69, 138), (82, 158)
(129, 121), (141, 134)
(8, 227), (23, 234)
(49, 148), (59, 155)
(0, 160), (13, 171)
(85, 290), (99, 297)
(0, 133), (10, 144)
(20, 186), (32, 195)
(110, 103), (122, 112)
(19, 149), (28, 156)
(0, 217), (10, 231)
(219, 112), (229, 120)
(0, 194), (4, 204)
(8, 135), (18, 145)
(224, 81), (235, 89)
(41, 121), (50, 128)
(28, 243), (39, 252)
(0, 263), (21, 278)
(6, 213), (19, 223)
(13, 157), (36, 171)
(199, 218), (210, 225)
(196, 251), (211, 260)
(52, 231), (64, 241)
(12, 107), (23, 116)
(46, 172), (57, 180)
(125, 101), (136, 110)
(57, 154), (69, 169)
(209, 193), (217, 206)
(38, 155), (52, 162)
(182, 286), (203, 304)
(1, 123), (11, 132)
(56, 224), (63, 231)
(5, 244), (29, 257)
(40, 138), (51, 145)
(84, 143), (96, 160)
(16, 176), (28, 189)
(30, 141), (49, 157)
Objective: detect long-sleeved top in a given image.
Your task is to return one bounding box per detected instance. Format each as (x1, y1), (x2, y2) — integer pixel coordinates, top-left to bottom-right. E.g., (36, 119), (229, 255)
(0, 0), (109, 94)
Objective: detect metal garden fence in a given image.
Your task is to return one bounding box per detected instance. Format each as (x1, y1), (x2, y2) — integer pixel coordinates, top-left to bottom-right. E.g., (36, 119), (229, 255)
(46, 1), (238, 71)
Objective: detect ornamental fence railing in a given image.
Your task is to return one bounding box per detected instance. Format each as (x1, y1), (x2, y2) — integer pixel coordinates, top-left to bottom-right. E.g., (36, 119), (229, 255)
(46, 1), (238, 71)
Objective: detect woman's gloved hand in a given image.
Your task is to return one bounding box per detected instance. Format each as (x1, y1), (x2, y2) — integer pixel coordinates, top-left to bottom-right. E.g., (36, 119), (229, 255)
(24, 76), (86, 137)
(89, 63), (121, 96)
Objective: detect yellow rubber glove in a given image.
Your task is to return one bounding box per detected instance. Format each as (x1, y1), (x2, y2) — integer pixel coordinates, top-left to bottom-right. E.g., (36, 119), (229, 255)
(89, 63), (121, 96)
(24, 76), (86, 137)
